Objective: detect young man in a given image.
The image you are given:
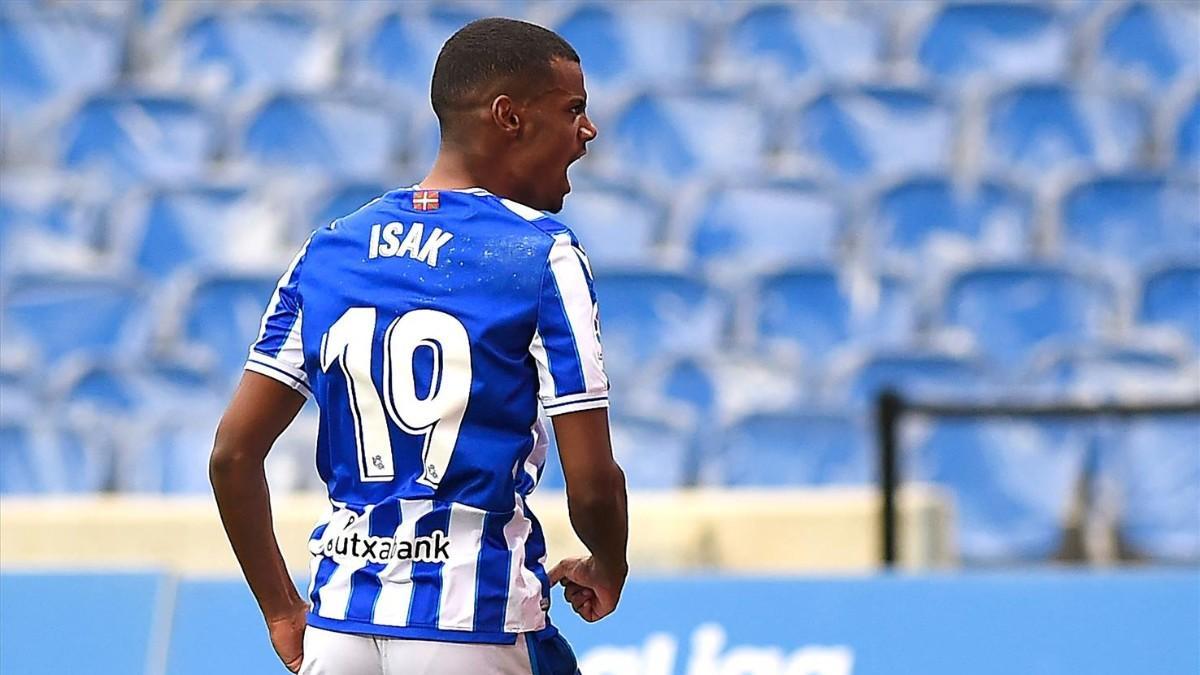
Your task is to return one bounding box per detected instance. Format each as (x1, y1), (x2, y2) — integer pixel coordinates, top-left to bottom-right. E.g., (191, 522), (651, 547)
(210, 18), (628, 675)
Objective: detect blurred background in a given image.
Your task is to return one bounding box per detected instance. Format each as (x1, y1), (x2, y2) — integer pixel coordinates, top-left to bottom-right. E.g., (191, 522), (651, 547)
(0, 0), (1198, 674)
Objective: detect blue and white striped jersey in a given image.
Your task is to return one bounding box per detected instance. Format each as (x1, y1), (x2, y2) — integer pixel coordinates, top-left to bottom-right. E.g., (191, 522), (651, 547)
(246, 186), (608, 644)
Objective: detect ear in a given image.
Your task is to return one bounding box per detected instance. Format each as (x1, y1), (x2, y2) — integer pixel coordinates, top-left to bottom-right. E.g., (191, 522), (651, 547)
(490, 95), (520, 137)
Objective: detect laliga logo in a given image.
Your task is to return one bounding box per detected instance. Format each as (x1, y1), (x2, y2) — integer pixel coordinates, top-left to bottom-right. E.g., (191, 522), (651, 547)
(579, 623), (854, 675)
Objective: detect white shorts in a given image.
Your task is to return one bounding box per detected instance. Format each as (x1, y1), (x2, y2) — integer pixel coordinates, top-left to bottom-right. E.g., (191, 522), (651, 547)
(299, 625), (578, 675)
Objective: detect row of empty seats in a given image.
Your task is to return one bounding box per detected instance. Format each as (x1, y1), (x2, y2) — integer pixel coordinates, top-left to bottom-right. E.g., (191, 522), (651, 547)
(5, 2), (1198, 105)
(4, 174), (1196, 280)
(3, 82), (1197, 184)
(2, 262), (1197, 380)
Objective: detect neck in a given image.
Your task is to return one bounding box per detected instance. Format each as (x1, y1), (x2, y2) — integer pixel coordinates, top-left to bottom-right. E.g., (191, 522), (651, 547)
(420, 145), (516, 197)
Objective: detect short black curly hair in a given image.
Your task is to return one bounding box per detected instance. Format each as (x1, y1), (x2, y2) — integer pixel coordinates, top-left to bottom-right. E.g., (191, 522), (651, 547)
(431, 18), (579, 139)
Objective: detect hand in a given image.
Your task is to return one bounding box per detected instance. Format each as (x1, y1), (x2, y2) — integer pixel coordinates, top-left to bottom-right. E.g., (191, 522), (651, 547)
(548, 556), (626, 622)
(266, 603), (308, 673)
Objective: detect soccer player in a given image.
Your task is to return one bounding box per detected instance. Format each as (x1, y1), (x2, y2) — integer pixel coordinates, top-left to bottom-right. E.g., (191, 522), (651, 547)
(209, 18), (627, 675)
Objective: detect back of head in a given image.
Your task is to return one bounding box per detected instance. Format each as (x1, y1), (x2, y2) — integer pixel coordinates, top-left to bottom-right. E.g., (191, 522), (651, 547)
(431, 17), (579, 141)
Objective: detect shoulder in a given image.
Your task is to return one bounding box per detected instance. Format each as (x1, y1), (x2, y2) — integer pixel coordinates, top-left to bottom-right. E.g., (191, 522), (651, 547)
(476, 194), (581, 249)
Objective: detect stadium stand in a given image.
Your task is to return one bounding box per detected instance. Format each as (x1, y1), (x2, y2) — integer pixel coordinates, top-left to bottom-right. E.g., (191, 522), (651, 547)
(0, 0), (1196, 565)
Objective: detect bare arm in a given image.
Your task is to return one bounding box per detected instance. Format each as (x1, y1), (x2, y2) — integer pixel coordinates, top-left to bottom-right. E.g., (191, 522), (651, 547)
(210, 371), (307, 671)
(548, 407), (628, 621)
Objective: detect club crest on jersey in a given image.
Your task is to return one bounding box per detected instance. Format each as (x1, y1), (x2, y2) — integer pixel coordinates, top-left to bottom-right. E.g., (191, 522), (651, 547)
(368, 221), (454, 267)
(413, 190), (440, 211)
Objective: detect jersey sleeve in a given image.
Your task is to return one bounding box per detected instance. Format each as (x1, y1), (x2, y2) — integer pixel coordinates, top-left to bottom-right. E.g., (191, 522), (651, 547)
(530, 233), (609, 416)
(245, 240), (312, 398)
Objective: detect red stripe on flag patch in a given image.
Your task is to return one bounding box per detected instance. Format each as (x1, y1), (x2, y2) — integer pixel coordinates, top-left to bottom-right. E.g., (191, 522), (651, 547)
(413, 190), (440, 211)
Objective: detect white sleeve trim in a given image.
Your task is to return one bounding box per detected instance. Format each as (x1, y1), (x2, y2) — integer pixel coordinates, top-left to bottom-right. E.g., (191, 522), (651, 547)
(541, 390), (609, 416)
(246, 351), (312, 399)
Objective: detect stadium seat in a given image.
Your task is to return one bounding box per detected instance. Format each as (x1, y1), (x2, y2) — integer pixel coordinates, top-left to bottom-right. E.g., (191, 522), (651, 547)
(555, 184), (665, 268)
(873, 177), (1031, 261)
(686, 182), (845, 273)
(716, 3), (882, 84)
(1139, 264), (1200, 349)
(0, 14), (123, 124)
(707, 411), (870, 486)
(1095, 2), (1200, 88)
(610, 92), (770, 181)
(902, 416), (1091, 561)
(653, 353), (805, 423)
(554, 4), (705, 93)
(834, 350), (988, 408)
(110, 187), (290, 279)
(1100, 415), (1200, 562)
(177, 273), (278, 379)
(985, 85), (1147, 174)
(0, 419), (111, 494)
(0, 421), (41, 494)
(756, 267), (915, 364)
(1, 275), (145, 366)
(592, 270), (728, 376)
(119, 412), (222, 493)
(240, 94), (398, 178)
(796, 87), (953, 178)
(917, 3), (1068, 83)
(1060, 176), (1200, 268)
(1027, 342), (1194, 401)
(0, 172), (104, 277)
(165, 9), (335, 94)
(347, 7), (484, 98)
(943, 265), (1114, 369)
(537, 413), (694, 490)
(1175, 92), (1199, 169)
(61, 95), (215, 184)
(303, 182), (391, 242)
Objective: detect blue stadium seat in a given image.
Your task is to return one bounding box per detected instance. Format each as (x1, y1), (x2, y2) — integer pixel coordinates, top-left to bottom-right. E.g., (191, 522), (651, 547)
(837, 350), (987, 408)
(1100, 415), (1200, 562)
(917, 3), (1068, 82)
(986, 85), (1147, 174)
(0, 173), (104, 277)
(1096, 2), (1200, 88)
(796, 87), (953, 178)
(944, 265), (1114, 369)
(718, 3), (882, 83)
(653, 353), (806, 423)
(348, 8), (483, 98)
(592, 270), (727, 376)
(171, 10), (333, 93)
(240, 94), (398, 178)
(709, 411), (870, 486)
(555, 5), (704, 93)
(537, 413), (694, 490)
(0, 421), (41, 494)
(61, 95), (215, 184)
(874, 177), (1031, 260)
(1140, 264), (1200, 349)
(556, 184), (664, 268)
(122, 413), (222, 493)
(1060, 176), (1200, 268)
(757, 268), (915, 364)
(2, 275), (145, 366)
(903, 417), (1090, 561)
(178, 273), (277, 379)
(1027, 342), (1192, 401)
(1176, 92), (1199, 169)
(111, 187), (288, 279)
(611, 92), (769, 181)
(609, 416), (695, 489)
(304, 182), (391, 241)
(688, 182), (844, 272)
(0, 420), (110, 494)
(0, 15), (122, 120)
